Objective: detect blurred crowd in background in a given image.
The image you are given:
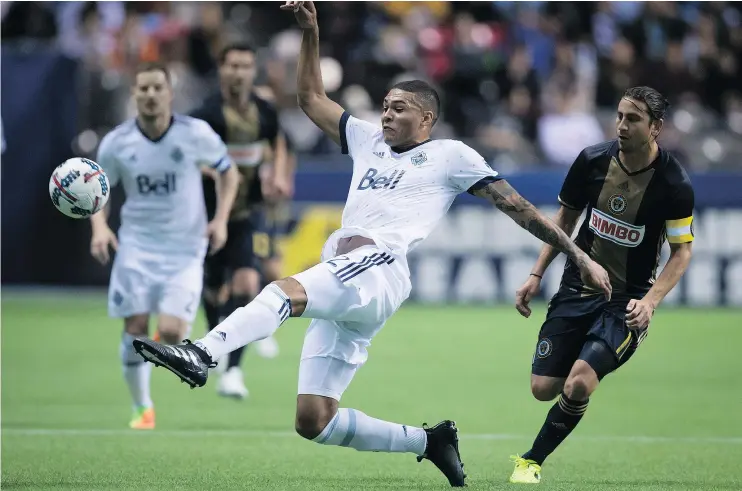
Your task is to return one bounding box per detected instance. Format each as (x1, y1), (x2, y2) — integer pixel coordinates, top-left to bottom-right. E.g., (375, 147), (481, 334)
(3, 1), (742, 171)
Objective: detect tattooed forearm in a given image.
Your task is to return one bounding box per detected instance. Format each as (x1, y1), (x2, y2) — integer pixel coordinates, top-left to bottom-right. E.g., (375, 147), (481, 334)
(478, 179), (530, 214)
(474, 180), (584, 263)
(526, 220), (561, 247)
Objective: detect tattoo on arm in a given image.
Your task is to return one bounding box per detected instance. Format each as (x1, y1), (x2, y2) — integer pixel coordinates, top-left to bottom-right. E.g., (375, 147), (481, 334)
(474, 180), (582, 262)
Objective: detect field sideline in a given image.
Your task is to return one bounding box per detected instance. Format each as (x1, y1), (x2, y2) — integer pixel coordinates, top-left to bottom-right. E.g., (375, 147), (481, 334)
(2, 291), (740, 490)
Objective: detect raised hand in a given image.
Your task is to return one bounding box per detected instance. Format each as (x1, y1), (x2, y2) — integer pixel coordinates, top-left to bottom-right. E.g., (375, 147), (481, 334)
(280, 1), (317, 30)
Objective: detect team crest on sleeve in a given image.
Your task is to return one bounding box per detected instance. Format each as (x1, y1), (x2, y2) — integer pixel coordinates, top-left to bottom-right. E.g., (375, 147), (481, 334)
(608, 193), (627, 215)
(410, 151), (427, 166)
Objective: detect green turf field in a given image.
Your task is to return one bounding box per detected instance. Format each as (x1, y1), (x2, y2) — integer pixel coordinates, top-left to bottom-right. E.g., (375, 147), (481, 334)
(2, 292), (741, 490)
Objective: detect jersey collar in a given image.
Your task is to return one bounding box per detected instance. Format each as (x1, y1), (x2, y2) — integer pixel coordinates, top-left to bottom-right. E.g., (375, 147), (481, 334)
(136, 116), (175, 143)
(612, 139), (666, 176)
(390, 139), (432, 155)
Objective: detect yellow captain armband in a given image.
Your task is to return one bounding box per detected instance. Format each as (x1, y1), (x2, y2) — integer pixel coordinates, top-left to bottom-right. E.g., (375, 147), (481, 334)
(666, 216), (694, 244)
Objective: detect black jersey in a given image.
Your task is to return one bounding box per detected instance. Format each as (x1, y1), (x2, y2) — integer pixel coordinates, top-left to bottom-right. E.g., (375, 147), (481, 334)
(558, 140), (695, 298)
(190, 92), (280, 221)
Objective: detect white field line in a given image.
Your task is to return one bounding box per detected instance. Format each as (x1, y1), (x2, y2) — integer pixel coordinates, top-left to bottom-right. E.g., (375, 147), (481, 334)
(3, 427), (741, 444)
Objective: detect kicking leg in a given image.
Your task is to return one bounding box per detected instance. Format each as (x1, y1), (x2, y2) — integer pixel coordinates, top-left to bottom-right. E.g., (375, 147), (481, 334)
(133, 278), (299, 388)
(133, 245), (464, 485)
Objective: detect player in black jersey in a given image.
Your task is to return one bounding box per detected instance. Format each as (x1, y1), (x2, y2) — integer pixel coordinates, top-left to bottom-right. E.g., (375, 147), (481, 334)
(509, 87), (695, 483)
(189, 43), (292, 399)
(252, 86), (297, 298)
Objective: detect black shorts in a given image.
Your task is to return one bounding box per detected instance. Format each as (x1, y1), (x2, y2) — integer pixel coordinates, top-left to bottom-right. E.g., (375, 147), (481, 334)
(204, 217), (264, 289)
(253, 203), (292, 260)
(251, 208), (280, 261)
(531, 291), (648, 379)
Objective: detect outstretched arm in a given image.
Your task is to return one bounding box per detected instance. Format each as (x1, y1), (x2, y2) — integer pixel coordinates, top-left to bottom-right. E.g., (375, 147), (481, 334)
(473, 179), (611, 297)
(529, 205), (584, 277)
(282, 1), (344, 145)
(473, 180), (585, 262)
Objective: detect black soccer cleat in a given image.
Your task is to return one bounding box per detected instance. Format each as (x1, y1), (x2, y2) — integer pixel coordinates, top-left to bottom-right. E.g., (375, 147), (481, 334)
(417, 420), (467, 487)
(133, 338), (214, 388)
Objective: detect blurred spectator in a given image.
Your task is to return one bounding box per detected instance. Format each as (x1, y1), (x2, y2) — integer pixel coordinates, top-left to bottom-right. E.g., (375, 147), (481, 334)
(538, 87), (604, 166)
(4, 1), (742, 169)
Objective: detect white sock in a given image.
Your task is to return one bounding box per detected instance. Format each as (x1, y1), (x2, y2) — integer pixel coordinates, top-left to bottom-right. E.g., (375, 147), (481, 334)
(313, 408), (427, 455)
(120, 333), (153, 410)
(194, 284), (290, 362)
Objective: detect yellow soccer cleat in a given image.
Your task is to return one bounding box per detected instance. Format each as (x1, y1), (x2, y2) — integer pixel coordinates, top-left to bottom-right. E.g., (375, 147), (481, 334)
(509, 455), (541, 484)
(129, 407), (155, 430)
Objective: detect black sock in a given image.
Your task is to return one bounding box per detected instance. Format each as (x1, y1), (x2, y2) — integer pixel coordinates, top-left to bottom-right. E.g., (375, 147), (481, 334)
(522, 392), (589, 465)
(202, 296), (222, 332)
(224, 294), (252, 369)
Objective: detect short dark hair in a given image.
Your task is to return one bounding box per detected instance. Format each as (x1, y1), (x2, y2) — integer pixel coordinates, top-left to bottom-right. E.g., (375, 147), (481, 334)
(219, 42), (255, 65)
(623, 86), (670, 121)
(390, 80), (441, 126)
(134, 62), (171, 84)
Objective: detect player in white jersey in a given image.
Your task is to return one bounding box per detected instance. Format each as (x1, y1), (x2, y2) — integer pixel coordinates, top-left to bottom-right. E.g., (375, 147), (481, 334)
(92, 62), (239, 430)
(133, 2), (611, 485)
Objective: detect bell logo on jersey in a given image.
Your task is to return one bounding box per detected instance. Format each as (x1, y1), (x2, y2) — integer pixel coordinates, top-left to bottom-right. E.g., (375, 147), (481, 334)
(357, 168), (406, 191)
(589, 208), (645, 247)
(137, 173), (177, 196)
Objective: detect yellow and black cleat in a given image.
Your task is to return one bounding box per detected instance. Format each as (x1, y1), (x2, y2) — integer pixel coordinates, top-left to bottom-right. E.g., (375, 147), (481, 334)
(509, 455), (541, 484)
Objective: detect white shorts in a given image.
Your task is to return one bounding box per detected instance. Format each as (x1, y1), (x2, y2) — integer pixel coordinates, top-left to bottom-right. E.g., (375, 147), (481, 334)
(291, 245), (411, 401)
(108, 245), (203, 323)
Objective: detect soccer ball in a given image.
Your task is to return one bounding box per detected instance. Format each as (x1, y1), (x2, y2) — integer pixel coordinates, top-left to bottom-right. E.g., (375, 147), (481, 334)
(49, 157), (110, 219)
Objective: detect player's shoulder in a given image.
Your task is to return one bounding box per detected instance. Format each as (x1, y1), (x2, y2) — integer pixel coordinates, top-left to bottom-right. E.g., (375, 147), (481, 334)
(433, 138), (485, 160)
(658, 147), (693, 190)
(345, 114), (383, 145)
(99, 119), (138, 153)
(173, 114), (218, 138)
(580, 139), (618, 163)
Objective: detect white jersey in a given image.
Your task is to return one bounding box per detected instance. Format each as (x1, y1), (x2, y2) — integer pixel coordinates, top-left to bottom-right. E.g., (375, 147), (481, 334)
(323, 113), (499, 261)
(97, 114), (230, 256)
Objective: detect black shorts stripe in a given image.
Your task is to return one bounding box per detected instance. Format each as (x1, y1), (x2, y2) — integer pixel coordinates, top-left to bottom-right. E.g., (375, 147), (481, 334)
(334, 252), (394, 283)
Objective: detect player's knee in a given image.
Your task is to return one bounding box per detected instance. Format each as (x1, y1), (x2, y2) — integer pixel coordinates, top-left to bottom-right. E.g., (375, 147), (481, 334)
(295, 394), (338, 441)
(295, 409), (336, 441)
(124, 315), (148, 336)
(295, 412), (327, 440)
(270, 278), (307, 317)
(530, 377), (563, 401)
(563, 372), (596, 401)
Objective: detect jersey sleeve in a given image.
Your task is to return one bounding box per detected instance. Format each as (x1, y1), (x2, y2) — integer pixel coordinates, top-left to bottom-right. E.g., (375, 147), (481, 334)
(193, 120), (231, 173)
(558, 150), (590, 210)
(665, 181), (695, 244)
(96, 132), (120, 187)
(446, 142), (501, 194)
(339, 112), (381, 158)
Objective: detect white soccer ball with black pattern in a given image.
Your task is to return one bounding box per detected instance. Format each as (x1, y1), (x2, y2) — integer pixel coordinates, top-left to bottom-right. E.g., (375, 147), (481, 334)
(49, 157), (110, 219)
